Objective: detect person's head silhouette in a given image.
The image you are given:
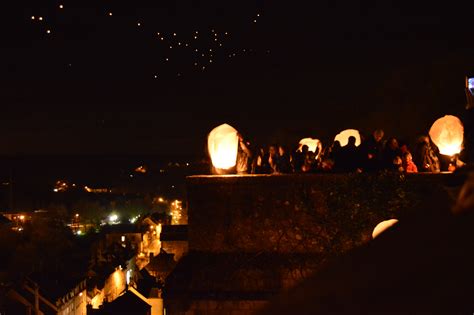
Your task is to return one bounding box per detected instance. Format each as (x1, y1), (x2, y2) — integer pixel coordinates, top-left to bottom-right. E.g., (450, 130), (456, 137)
(348, 136), (356, 146)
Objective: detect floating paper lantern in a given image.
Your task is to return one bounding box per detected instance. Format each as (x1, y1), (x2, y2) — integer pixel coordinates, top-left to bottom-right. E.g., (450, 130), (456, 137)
(334, 129), (361, 147)
(429, 115), (464, 156)
(372, 219), (398, 239)
(207, 123), (239, 170)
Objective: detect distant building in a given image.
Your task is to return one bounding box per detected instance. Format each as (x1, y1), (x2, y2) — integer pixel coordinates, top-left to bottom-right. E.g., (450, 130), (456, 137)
(145, 251), (176, 282)
(134, 268), (164, 315)
(160, 225), (188, 262)
(7, 276), (87, 315)
(93, 289), (152, 315)
(88, 257), (137, 309)
(102, 224), (143, 253)
(0, 214), (13, 231)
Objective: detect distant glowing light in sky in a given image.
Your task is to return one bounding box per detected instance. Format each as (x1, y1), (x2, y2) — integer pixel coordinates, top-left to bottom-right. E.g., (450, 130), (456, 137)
(23, 5), (266, 80)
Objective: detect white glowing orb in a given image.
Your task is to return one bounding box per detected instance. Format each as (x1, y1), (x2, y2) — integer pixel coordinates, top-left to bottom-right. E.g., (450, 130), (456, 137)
(298, 138), (321, 153)
(429, 115), (464, 156)
(372, 219), (398, 239)
(334, 129), (361, 147)
(109, 214), (118, 222)
(207, 123), (239, 169)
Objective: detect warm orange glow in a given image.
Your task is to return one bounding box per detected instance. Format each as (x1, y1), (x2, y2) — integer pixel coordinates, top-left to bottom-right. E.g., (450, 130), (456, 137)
(135, 165), (147, 173)
(156, 223), (162, 235)
(91, 294), (102, 309)
(207, 123), (239, 169)
(372, 219), (398, 239)
(429, 115), (464, 156)
(298, 138), (322, 153)
(334, 129), (361, 147)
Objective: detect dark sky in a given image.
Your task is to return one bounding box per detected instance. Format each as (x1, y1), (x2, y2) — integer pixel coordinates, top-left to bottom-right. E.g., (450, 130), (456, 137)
(2, 1), (474, 156)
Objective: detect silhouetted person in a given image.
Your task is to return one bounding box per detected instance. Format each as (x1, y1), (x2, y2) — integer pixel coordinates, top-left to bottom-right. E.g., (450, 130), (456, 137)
(381, 137), (401, 170)
(302, 150), (317, 173)
(327, 141), (342, 172)
(268, 144), (279, 173)
(236, 134), (252, 174)
(413, 136), (440, 173)
(463, 77), (474, 163)
(339, 136), (360, 172)
(360, 129), (384, 171)
(274, 145), (293, 174)
(254, 147), (272, 174)
(294, 145), (308, 173)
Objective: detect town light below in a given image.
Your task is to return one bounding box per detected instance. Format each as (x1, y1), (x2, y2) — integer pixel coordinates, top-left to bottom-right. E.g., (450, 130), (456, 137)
(334, 129), (361, 147)
(109, 214), (119, 223)
(429, 115), (464, 156)
(207, 123), (239, 170)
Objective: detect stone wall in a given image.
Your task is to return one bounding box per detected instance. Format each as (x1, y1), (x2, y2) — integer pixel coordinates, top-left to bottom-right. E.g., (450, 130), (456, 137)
(165, 172), (460, 314)
(187, 173), (455, 255)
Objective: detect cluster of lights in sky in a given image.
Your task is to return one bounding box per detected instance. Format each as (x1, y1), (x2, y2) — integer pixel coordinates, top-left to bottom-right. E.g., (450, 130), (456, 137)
(26, 3), (268, 79)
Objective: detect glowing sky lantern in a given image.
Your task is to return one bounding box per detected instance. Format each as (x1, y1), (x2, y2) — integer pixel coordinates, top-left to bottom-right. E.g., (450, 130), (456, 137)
(298, 138), (323, 160)
(372, 219), (398, 239)
(429, 115), (464, 156)
(298, 138), (321, 153)
(208, 123), (239, 170)
(334, 129), (361, 147)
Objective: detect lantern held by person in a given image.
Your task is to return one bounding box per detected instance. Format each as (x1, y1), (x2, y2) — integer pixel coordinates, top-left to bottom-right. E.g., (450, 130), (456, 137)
(298, 138), (323, 160)
(334, 129), (361, 147)
(429, 115), (464, 156)
(208, 123), (239, 170)
(298, 138), (321, 153)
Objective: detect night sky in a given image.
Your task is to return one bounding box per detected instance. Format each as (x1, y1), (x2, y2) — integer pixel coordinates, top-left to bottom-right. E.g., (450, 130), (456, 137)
(2, 1), (474, 156)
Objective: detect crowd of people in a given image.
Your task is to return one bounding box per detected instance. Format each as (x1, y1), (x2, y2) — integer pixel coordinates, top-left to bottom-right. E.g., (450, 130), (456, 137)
(234, 129), (462, 175)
